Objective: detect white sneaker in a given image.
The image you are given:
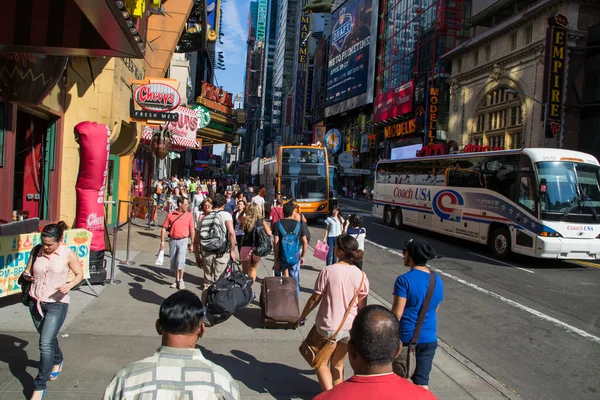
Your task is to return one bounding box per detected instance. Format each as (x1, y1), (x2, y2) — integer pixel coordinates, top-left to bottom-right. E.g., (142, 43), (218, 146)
(170, 281), (178, 289)
(179, 281), (185, 290)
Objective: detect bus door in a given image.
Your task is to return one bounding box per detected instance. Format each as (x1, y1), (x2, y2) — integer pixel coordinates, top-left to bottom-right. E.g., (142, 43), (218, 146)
(511, 174), (537, 256)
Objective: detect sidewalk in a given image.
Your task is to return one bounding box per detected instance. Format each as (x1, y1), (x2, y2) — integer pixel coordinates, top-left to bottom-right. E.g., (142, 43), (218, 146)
(0, 222), (519, 400)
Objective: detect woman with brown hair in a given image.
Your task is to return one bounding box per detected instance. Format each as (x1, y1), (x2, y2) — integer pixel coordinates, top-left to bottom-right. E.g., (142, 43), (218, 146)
(296, 235), (369, 391)
(232, 200), (247, 253)
(240, 204), (271, 283)
(251, 188), (267, 218)
(22, 222), (84, 400)
(323, 204), (345, 265)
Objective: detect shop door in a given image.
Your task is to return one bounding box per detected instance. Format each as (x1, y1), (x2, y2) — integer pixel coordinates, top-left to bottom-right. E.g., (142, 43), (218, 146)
(13, 111), (48, 220)
(42, 121), (57, 220)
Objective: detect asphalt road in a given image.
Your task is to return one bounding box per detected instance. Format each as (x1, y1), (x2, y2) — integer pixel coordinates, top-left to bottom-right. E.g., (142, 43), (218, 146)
(306, 197), (600, 400)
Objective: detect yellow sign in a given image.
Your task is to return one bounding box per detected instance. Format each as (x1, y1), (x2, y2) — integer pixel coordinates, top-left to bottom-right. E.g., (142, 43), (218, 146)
(0, 229), (92, 298)
(384, 119), (417, 139)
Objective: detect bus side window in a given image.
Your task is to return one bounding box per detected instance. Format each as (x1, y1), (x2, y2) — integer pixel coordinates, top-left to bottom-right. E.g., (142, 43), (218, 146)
(516, 175), (536, 214)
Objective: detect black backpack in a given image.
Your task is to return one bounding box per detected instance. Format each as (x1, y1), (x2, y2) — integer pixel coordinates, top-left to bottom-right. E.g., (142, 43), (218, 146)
(205, 260), (254, 324)
(253, 219), (273, 257)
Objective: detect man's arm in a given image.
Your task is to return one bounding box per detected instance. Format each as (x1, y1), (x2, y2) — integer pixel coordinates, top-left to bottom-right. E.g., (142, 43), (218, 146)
(188, 214), (195, 251)
(300, 236), (308, 266)
(225, 219), (237, 261)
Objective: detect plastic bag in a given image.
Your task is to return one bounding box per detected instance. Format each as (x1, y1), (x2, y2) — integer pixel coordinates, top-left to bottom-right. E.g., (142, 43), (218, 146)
(155, 249), (164, 266)
(314, 240), (329, 262)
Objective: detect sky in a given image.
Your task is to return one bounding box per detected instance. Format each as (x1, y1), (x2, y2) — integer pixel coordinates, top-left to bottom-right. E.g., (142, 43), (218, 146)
(214, 0), (251, 98)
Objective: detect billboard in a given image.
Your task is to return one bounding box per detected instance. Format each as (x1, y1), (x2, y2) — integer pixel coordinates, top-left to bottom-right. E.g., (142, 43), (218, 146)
(374, 80), (414, 123)
(325, 0), (377, 115)
(294, 13), (312, 136)
(206, 0), (222, 42)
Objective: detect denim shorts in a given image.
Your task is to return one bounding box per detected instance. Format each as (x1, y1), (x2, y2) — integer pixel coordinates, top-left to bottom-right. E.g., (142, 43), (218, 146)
(410, 341), (438, 386)
(316, 327), (350, 344)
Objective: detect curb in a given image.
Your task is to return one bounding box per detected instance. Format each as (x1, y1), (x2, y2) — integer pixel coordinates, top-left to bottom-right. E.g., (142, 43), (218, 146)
(369, 289), (521, 400)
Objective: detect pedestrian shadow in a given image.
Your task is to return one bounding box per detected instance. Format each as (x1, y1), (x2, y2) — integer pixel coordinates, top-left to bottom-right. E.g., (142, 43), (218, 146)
(119, 265), (169, 285)
(233, 306), (263, 329)
(127, 283), (165, 306)
(199, 347), (320, 399)
(0, 334), (38, 398)
(136, 231), (161, 240)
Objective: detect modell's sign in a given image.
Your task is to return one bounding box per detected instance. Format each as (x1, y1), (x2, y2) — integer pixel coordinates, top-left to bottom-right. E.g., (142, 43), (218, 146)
(134, 83), (181, 112)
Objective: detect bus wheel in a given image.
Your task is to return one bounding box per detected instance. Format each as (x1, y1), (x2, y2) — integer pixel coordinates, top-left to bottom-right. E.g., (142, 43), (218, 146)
(490, 227), (511, 259)
(393, 209), (403, 229)
(384, 207), (394, 226)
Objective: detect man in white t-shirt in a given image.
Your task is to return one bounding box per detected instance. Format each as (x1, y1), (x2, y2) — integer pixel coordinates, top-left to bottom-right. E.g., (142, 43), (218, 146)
(345, 214), (366, 270)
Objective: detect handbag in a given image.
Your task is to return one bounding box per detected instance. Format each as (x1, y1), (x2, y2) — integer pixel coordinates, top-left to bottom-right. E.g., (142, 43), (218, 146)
(313, 240), (329, 262)
(206, 259), (254, 325)
(17, 245), (42, 307)
(393, 270), (437, 379)
(299, 272), (365, 368)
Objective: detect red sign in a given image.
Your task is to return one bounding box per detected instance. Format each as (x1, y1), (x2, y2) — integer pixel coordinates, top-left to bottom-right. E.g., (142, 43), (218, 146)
(170, 106), (199, 140)
(202, 82), (234, 107)
(416, 142), (502, 157)
(374, 80), (414, 123)
(134, 83), (181, 112)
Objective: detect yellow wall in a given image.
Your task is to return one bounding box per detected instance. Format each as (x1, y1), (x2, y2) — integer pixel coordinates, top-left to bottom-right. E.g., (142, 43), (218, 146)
(59, 57), (145, 225)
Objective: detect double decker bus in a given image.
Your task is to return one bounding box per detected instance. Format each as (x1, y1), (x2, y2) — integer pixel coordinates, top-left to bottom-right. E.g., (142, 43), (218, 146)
(373, 148), (600, 260)
(263, 145), (332, 219)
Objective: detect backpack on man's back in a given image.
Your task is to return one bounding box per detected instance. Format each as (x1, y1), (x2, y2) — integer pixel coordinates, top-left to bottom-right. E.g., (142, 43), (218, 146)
(277, 221), (301, 264)
(200, 211), (229, 254)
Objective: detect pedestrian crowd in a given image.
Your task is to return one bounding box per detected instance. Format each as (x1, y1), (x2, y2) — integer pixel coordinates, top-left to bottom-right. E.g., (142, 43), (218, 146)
(18, 183), (444, 400)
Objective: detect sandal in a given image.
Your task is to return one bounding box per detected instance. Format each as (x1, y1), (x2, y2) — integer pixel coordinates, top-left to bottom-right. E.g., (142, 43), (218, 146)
(49, 361), (63, 381)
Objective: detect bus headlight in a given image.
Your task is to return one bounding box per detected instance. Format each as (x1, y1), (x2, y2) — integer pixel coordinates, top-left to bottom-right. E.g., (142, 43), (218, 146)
(539, 231), (562, 238)
(317, 204), (327, 211)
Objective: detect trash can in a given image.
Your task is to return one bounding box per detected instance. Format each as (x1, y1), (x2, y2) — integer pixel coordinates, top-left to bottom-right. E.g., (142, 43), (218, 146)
(88, 250), (106, 284)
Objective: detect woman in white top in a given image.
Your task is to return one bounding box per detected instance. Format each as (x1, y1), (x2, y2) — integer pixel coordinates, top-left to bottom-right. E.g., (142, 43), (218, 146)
(251, 188), (266, 218)
(191, 186), (205, 226)
(323, 205), (345, 265)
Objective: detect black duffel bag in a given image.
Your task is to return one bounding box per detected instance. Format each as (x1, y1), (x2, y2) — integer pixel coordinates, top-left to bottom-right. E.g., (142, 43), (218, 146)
(205, 260), (253, 325)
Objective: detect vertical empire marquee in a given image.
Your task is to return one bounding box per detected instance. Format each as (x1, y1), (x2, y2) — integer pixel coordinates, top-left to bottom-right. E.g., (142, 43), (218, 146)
(294, 12), (312, 137)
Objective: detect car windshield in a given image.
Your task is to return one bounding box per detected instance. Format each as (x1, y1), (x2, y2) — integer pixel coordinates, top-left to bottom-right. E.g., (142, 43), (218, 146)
(536, 161), (600, 219)
(280, 176), (328, 201)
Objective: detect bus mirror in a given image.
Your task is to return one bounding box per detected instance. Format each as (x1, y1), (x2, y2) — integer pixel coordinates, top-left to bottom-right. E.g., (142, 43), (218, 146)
(539, 178), (547, 194)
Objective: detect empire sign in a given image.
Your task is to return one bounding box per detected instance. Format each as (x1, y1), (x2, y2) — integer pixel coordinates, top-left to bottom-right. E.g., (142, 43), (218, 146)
(294, 13), (311, 137)
(543, 12), (569, 138)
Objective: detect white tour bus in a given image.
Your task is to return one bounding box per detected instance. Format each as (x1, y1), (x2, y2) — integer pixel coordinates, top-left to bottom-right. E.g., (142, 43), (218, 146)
(372, 148), (600, 259)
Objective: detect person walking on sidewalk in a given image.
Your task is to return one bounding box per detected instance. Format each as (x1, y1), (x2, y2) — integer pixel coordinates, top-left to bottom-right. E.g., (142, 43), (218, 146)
(345, 214), (367, 270)
(193, 198), (213, 269)
(233, 200), (246, 253)
(269, 199), (284, 230)
(314, 305), (437, 400)
(240, 204), (272, 283)
(161, 196), (195, 290)
(199, 194), (238, 293)
(191, 185), (205, 226)
(22, 222), (84, 400)
(391, 238), (444, 391)
(103, 290), (240, 400)
(323, 205), (345, 265)
(251, 188), (266, 218)
(296, 235), (369, 391)
(273, 202), (308, 298)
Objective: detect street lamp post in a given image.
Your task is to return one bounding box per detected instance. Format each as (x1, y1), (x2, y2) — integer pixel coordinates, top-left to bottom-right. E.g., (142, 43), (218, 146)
(505, 89), (547, 145)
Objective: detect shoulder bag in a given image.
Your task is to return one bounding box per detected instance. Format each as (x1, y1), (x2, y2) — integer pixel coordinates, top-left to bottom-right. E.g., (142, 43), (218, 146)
(17, 245), (42, 306)
(393, 270), (437, 379)
(299, 272), (365, 368)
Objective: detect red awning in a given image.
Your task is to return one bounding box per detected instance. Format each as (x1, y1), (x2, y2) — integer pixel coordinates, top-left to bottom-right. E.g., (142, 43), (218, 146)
(142, 127), (199, 151)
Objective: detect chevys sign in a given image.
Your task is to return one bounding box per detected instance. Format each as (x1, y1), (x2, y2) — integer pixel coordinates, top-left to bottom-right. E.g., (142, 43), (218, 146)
(134, 83), (181, 112)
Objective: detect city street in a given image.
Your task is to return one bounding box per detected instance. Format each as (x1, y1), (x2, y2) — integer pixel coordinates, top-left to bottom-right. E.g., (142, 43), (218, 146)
(328, 198), (600, 400)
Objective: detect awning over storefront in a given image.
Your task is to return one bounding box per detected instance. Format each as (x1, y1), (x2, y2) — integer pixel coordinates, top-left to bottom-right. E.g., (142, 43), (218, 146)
(141, 126), (200, 151)
(0, 0), (148, 58)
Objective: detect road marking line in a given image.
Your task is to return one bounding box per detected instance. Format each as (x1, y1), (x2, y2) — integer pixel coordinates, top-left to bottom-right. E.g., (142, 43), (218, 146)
(469, 252), (535, 274)
(365, 239), (387, 250)
(369, 240), (600, 344)
(570, 260), (600, 269)
(372, 222), (396, 230)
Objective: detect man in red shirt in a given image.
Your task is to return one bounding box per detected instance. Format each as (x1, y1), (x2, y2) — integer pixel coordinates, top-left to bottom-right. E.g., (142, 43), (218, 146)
(315, 305), (437, 400)
(160, 196), (194, 289)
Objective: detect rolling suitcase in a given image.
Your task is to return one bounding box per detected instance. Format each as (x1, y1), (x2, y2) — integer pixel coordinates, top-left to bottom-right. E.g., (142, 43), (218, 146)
(260, 276), (299, 329)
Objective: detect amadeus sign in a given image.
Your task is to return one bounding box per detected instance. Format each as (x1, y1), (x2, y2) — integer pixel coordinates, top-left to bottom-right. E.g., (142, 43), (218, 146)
(134, 83), (181, 112)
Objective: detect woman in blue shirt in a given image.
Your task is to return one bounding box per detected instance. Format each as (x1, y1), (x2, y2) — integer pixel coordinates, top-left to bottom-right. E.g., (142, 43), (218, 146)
(323, 205), (345, 265)
(391, 238), (444, 391)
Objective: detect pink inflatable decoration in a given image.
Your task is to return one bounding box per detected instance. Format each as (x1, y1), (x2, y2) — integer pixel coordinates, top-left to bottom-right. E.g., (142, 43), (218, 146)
(74, 121), (111, 251)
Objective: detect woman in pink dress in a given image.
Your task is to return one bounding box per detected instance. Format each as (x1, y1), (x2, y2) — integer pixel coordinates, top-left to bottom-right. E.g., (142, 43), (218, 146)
(22, 222), (84, 400)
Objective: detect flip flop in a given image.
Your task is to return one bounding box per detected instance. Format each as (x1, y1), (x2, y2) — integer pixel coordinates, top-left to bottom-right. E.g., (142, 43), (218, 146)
(49, 362), (63, 381)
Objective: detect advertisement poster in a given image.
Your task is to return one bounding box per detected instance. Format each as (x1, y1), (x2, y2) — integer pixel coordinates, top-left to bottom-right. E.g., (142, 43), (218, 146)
(374, 80), (414, 123)
(0, 229), (92, 298)
(326, 0), (372, 106)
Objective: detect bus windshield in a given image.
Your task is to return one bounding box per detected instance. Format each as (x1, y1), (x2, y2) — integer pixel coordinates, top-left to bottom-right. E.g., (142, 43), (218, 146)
(280, 176), (328, 201)
(536, 161), (600, 219)
(281, 148), (326, 164)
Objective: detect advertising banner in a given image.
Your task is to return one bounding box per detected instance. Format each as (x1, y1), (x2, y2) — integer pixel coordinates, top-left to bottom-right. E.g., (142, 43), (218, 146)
(360, 133), (369, 153)
(0, 229), (92, 298)
(294, 13), (312, 136)
(170, 106), (199, 141)
(374, 80), (414, 123)
(326, 0), (373, 106)
(74, 121), (110, 252)
(542, 14), (568, 139)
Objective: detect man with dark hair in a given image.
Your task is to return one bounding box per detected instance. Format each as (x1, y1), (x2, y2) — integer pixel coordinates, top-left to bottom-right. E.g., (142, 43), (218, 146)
(315, 305), (437, 399)
(104, 291), (240, 399)
(272, 201), (308, 298)
(160, 196), (194, 289)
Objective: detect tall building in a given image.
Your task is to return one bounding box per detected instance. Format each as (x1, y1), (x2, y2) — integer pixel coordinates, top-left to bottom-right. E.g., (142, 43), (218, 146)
(271, 0), (299, 142)
(243, 0), (260, 163)
(261, 0), (279, 156)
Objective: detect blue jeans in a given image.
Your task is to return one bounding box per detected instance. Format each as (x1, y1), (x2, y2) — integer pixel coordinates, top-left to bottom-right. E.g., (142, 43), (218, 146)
(276, 260), (301, 299)
(29, 301), (69, 390)
(326, 237), (337, 266)
(410, 341), (438, 386)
